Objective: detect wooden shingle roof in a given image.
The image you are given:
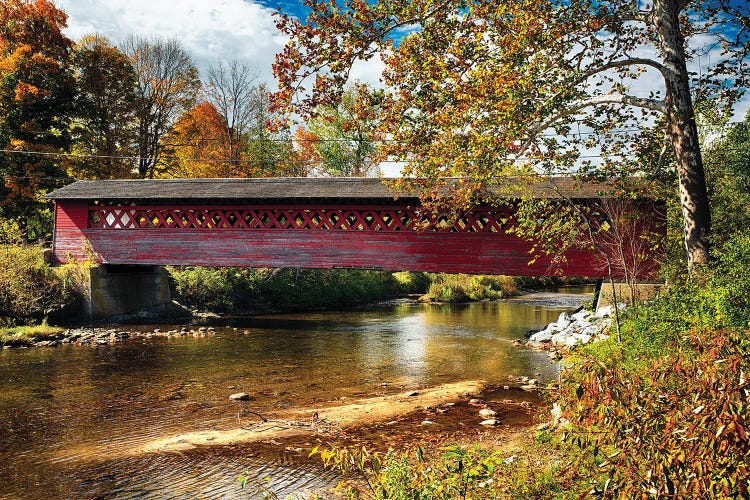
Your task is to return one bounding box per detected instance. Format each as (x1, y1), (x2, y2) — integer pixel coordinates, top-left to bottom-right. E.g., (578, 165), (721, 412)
(44, 177), (652, 201)
(44, 178), (404, 201)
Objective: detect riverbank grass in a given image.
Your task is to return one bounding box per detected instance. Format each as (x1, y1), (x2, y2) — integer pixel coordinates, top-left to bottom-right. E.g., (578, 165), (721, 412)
(423, 273), (518, 303)
(314, 425), (600, 499)
(0, 323), (65, 347)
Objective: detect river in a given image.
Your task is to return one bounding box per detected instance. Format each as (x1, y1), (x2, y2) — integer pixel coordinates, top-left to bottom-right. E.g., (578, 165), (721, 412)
(0, 290), (590, 499)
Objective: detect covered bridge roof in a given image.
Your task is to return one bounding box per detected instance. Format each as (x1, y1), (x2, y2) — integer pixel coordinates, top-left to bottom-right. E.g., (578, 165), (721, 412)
(44, 177), (649, 202)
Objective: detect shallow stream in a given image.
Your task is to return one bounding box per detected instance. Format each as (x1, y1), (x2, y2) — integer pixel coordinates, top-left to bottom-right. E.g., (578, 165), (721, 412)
(0, 290), (590, 499)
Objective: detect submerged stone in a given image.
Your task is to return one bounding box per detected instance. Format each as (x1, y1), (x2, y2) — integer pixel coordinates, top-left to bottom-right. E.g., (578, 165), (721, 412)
(229, 392), (250, 401)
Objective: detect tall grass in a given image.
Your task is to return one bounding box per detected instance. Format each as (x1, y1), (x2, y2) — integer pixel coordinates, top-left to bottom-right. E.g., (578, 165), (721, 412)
(0, 322), (65, 346)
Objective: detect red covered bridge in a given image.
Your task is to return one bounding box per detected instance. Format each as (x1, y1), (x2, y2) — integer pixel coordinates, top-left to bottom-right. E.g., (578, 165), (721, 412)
(45, 177), (663, 278)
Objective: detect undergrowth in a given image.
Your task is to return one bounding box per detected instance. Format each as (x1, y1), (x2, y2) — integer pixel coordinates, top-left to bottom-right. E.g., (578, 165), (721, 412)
(0, 246), (86, 326)
(553, 233), (750, 498)
(296, 233), (750, 499)
(306, 429), (601, 500)
(167, 267), (425, 313)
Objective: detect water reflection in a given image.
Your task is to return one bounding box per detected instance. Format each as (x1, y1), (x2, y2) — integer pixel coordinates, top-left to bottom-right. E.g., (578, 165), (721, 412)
(0, 291), (588, 499)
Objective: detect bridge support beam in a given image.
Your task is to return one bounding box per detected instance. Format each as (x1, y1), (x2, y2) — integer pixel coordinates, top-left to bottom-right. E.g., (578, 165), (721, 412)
(86, 265), (172, 320)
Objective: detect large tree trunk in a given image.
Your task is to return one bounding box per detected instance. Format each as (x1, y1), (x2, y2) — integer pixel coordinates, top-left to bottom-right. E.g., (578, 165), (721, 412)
(655, 0), (711, 266)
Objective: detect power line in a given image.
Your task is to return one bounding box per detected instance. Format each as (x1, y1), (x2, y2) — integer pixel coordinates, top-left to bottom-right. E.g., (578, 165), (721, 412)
(1, 147), (749, 166)
(0, 147), (676, 164)
(0, 127), (647, 142)
(1, 156), (748, 182)
(4, 120), (746, 144)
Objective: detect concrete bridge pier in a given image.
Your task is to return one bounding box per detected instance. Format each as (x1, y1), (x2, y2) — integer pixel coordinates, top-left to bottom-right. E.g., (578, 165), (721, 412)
(86, 265), (172, 320)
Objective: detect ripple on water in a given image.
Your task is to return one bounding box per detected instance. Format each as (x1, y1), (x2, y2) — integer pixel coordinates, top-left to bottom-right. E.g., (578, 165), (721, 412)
(71, 448), (338, 499)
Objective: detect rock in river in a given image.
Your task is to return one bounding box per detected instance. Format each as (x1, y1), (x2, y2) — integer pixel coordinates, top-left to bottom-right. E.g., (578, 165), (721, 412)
(229, 392), (250, 401)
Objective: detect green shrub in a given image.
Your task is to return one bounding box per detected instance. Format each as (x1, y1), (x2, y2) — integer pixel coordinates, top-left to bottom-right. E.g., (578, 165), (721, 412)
(427, 280), (470, 303)
(553, 232), (750, 498)
(311, 440), (589, 499)
(708, 233), (750, 329)
(472, 274), (518, 297)
(314, 445), (507, 499)
(260, 268), (401, 311)
(167, 267), (404, 313)
(0, 216), (22, 245)
(590, 232), (750, 366)
(0, 246), (80, 326)
(392, 271), (431, 294)
(167, 267), (265, 312)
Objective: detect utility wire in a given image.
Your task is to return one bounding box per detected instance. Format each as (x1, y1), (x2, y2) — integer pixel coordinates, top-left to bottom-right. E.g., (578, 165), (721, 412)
(5, 120), (747, 143)
(0, 147), (679, 164)
(2, 159), (748, 183)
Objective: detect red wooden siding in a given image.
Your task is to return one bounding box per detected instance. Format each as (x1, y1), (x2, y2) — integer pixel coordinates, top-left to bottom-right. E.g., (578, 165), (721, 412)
(51, 200), (663, 278)
(77, 229), (602, 276)
(52, 201), (88, 264)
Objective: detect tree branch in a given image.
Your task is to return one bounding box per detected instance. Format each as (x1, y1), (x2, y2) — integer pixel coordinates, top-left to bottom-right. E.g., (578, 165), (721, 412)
(532, 56), (667, 125)
(520, 94), (666, 155)
(578, 57), (669, 82)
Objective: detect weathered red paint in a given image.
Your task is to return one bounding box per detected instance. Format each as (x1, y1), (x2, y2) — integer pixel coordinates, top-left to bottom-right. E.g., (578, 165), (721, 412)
(52, 200), (89, 263)
(72, 229), (600, 276)
(51, 200), (663, 278)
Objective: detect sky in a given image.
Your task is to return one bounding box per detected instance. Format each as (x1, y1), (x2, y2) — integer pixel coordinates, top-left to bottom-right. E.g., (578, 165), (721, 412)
(58, 0), (298, 84)
(57, 0), (387, 89)
(57, 0), (749, 112)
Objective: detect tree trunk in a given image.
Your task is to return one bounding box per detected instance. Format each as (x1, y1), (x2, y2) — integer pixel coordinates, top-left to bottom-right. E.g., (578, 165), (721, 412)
(655, 0), (711, 266)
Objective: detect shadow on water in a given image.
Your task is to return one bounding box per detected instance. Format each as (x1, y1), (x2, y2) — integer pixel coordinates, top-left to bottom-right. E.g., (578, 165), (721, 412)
(0, 291), (591, 499)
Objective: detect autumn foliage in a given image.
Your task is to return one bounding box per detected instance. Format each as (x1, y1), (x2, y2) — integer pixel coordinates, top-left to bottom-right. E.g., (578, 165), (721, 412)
(561, 327), (750, 498)
(161, 102), (229, 178)
(70, 35), (138, 179)
(0, 2), (308, 237)
(0, 0), (74, 235)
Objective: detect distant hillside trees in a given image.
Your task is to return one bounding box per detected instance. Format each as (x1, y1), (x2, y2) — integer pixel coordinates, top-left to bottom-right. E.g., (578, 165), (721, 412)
(0, 1), (306, 239)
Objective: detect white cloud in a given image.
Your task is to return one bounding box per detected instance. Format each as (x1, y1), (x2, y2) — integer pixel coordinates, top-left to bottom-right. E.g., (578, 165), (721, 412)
(349, 55), (386, 89)
(58, 0), (287, 84)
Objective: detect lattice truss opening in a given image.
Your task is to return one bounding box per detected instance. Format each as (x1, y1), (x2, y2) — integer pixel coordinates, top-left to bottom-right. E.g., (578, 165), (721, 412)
(88, 205), (514, 233)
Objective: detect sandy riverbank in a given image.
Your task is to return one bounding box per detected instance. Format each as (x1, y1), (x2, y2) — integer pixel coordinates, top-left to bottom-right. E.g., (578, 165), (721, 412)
(139, 380), (486, 453)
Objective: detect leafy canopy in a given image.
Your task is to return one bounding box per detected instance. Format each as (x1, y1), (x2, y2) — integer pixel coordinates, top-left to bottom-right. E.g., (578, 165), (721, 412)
(69, 35), (138, 180)
(303, 84), (381, 177)
(274, 0), (749, 210)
